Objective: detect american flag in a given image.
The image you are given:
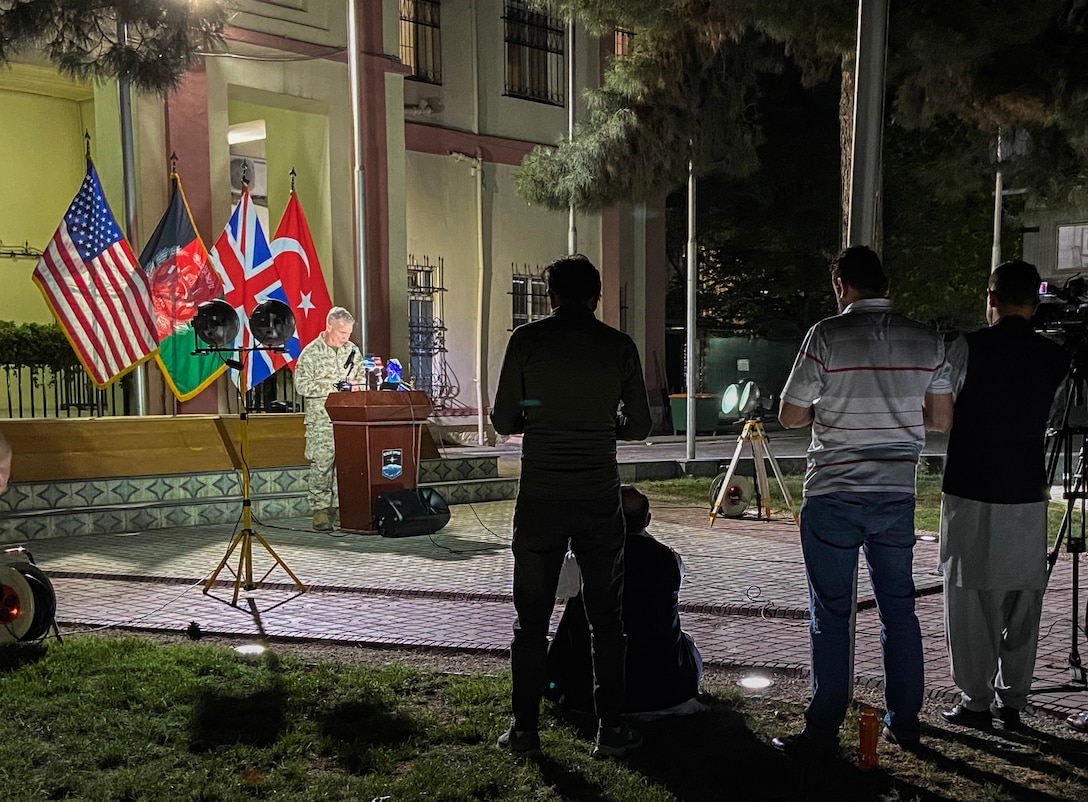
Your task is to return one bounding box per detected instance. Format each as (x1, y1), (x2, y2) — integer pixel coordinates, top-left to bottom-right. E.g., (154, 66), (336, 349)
(209, 184), (300, 392)
(32, 159), (158, 388)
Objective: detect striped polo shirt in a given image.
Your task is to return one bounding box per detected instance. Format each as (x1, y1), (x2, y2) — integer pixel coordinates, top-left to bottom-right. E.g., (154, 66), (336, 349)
(781, 298), (951, 496)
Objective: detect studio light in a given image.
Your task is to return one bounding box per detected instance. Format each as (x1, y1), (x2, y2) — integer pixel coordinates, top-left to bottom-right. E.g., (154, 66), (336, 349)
(721, 383), (741, 417)
(738, 381), (762, 416)
(193, 299), (240, 348)
(249, 299), (295, 348)
(721, 380), (765, 421)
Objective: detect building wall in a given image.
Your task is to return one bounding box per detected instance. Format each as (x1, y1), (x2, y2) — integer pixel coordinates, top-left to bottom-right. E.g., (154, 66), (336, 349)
(0, 71), (94, 324)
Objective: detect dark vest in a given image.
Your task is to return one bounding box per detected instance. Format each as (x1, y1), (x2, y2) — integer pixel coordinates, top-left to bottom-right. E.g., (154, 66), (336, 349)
(943, 317), (1067, 503)
(545, 532), (700, 714)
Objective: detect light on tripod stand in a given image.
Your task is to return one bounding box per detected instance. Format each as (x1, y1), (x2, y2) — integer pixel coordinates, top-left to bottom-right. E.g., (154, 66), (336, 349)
(249, 299), (295, 348)
(193, 299), (241, 348)
(193, 299), (306, 607)
(721, 381), (765, 421)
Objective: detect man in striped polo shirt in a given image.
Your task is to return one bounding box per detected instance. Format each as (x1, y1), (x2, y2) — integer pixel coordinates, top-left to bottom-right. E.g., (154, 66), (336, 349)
(772, 245), (953, 755)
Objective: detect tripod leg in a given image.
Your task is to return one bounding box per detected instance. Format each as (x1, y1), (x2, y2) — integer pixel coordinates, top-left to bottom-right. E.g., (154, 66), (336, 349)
(750, 433), (772, 521)
(763, 439), (800, 526)
(204, 530), (247, 595)
(710, 423), (750, 526)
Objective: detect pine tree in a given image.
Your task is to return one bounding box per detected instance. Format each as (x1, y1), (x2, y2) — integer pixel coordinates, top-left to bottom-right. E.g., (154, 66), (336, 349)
(0, 0), (226, 94)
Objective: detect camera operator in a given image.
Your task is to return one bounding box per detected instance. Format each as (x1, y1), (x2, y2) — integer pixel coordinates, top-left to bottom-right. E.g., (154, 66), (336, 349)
(940, 260), (1068, 732)
(293, 307), (362, 532)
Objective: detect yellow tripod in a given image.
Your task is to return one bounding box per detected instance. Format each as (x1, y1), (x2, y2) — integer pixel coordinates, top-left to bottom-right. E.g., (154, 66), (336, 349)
(204, 397), (307, 608)
(709, 417), (799, 527)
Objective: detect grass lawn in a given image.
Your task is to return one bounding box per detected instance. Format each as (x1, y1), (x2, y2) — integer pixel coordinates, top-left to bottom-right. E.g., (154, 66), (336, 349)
(2, 636), (1087, 802)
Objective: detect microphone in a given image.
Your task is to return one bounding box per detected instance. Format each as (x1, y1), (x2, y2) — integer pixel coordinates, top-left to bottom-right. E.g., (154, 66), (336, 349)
(337, 348), (358, 391)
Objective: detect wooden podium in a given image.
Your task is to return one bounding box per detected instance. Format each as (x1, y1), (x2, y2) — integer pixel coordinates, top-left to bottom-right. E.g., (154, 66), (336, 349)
(326, 390), (433, 533)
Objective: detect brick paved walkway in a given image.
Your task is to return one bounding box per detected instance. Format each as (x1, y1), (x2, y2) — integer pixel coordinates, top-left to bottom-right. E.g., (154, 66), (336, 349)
(25, 488), (1088, 725)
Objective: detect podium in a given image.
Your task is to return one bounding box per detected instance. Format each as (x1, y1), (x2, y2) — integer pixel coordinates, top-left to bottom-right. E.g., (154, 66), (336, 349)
(326, 390), (433, 533)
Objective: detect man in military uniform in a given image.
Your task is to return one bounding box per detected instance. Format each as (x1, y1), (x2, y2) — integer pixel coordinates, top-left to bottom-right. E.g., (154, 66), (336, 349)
(293, 307), (361, 531)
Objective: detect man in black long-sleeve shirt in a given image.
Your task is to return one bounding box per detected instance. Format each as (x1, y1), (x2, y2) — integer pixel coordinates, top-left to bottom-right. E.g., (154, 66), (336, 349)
(491, 254), (652, 758)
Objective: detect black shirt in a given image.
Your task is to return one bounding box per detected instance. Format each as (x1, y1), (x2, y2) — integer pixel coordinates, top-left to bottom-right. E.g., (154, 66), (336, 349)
(491, 304), (653, 500)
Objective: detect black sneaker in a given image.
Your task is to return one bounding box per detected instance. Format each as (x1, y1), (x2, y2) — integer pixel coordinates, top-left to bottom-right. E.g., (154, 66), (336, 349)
(592, 722), (643, 758)
(882, 726), (921, 752)
(990, 705), (1022, 731)
(497, 725), (542, 756)
(940, 704), (993, 730)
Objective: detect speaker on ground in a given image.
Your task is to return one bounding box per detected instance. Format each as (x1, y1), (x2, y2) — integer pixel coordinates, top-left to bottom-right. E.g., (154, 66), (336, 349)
(373, 487), (451, 538)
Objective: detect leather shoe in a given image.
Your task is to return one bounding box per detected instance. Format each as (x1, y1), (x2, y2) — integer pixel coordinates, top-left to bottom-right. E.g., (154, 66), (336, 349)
(771, 732), (838, 758)
(1068, 711), (1088, 733)
(990, 705), (1022, 731)
(941, 704), (993, 730)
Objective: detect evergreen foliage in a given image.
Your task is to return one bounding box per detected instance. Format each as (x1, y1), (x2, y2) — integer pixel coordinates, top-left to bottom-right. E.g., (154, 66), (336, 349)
(0, 0), (226, 93)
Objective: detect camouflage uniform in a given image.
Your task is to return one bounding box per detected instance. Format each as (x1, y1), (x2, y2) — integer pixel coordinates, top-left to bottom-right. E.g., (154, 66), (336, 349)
(293, 336), (361, 514)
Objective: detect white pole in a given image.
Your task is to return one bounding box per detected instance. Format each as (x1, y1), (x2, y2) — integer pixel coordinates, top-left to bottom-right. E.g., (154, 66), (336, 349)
(347, 0), (368, 354)
(846, 0), (889, 249)
(473, 156), (487, 445)
(567, 17), (577, 254)
(845, 0), (889, 697)
(117, 19), (148, 415)
(686, 156), (697, 460)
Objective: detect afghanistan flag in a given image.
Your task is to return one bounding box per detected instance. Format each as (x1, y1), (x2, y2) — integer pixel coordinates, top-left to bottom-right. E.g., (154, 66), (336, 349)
(140, 173), (226, 401)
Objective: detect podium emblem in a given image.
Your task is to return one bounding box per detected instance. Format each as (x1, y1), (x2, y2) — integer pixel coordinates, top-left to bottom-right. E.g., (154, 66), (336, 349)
(381, 449), (404, 479)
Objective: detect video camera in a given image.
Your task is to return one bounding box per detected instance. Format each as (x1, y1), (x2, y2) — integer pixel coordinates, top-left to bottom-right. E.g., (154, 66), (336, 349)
(1033, 275), (1088, 334)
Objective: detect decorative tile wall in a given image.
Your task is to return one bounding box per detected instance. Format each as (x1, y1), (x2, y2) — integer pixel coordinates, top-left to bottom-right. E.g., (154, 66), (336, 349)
(0, 456), (515, 542)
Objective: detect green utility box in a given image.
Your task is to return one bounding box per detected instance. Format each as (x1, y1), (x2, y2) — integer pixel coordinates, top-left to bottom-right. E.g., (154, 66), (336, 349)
(668, 393), (720, 435)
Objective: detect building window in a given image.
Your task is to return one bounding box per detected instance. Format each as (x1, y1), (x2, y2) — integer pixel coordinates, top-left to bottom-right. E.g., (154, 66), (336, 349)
(400, 0), (442, 84)
(511, 270), (549, 329)
(614, 27), (634, 57)
(503, 0), (565, 106)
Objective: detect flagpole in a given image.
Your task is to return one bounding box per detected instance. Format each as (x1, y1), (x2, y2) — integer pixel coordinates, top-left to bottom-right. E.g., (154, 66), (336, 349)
(347, 0), (368, 354)
(118, 18), (149, 415)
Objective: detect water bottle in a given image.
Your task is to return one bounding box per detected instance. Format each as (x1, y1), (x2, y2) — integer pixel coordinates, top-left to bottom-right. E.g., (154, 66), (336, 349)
(857, 706), (879, 770)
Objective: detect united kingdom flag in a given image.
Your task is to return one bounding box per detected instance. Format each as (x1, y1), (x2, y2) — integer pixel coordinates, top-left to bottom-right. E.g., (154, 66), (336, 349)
(209, 184), (301, 392)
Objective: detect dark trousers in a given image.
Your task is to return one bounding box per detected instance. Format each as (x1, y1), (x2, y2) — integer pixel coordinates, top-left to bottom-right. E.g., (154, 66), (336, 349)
(510, 493), (626, 730)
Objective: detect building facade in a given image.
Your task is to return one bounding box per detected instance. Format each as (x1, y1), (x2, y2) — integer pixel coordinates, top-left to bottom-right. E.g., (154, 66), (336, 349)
(0, 0), (667, 435)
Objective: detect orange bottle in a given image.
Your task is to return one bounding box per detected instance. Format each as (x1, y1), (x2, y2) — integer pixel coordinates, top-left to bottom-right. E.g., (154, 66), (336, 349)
(857, 706), (880, 770)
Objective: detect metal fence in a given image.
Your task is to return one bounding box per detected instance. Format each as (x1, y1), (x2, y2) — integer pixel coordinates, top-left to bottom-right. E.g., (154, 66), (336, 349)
(1, 365), (126, 418)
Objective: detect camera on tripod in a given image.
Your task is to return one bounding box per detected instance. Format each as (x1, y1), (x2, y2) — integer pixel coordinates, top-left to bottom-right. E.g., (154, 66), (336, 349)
(1033, 275), (1088, 335)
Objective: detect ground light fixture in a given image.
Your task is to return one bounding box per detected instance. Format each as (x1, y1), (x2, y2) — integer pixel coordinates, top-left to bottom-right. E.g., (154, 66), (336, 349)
(737, 674), (773, 691)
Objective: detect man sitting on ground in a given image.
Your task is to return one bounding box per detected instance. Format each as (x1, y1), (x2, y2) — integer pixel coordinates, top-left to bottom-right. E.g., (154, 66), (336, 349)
(545, 485), (705, 719)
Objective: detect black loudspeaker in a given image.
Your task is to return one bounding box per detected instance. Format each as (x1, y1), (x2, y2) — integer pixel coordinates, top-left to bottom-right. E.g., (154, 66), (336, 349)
(373, 487), (451, 538)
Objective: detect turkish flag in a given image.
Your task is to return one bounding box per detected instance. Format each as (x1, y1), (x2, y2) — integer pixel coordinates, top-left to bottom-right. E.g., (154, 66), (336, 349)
(271, 190), (333, 355)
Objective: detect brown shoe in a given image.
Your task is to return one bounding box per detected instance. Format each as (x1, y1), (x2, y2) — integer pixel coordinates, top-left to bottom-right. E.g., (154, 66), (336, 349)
(328, 507), (340, 528)
(312, 509), (333, 532)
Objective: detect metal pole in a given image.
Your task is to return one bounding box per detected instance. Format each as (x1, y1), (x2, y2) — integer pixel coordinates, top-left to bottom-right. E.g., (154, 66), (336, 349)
(845, 0), (889, 698)
(685, 157), (697, 460)
(347, 0), (368, 354)
(567, 17), (577, 254)
(846, 0), (889, 249)
(992, 169), (1003, 272)
(117, 19), (148, 415)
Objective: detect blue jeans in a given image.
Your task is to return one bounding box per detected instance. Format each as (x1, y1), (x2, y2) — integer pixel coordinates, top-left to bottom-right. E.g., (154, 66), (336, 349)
(800, 492), (923, 743)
